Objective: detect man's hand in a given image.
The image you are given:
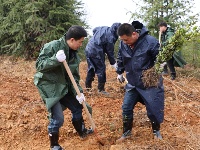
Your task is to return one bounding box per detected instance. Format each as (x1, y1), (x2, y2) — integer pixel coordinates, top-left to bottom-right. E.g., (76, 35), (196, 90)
(111, 63), (117, 70)
(56, 50), (66, 62)
(117, 74), (125, 83)
(76, 93), (85, 104)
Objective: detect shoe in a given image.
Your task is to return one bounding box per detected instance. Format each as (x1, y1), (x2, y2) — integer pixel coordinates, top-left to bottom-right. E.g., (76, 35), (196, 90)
(171, 76), (176, 80)
(79, 128), (94, 139)
(49, 132), (63, 150)
(72, 118), (93, 140)
(153, 130), (162, 139)
(116, 118), (133, 144)
(51, 145), (63, 150)
(98, 90), (110, 96)
(116, 130), (132, 143)
(85, 88), (92, 93)
(162, 71), (168, 76)
(85, 128), (94, 135)
(170, 73), (176, 80)
(85, 81), (92, 91)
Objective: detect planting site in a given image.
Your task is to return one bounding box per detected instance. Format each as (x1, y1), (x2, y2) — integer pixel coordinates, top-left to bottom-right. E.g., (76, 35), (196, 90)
(0, 56), (199, 150)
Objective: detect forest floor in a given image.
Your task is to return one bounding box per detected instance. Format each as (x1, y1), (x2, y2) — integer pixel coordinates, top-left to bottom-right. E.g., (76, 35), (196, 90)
(0, 56), (200, 150)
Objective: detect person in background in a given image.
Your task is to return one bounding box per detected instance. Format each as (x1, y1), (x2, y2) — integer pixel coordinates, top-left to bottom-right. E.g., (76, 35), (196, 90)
(85, 23), (121, 96)
(34, 25), (93, 150)
(158, 21), (186, 80)
(116, 21), (164, 143)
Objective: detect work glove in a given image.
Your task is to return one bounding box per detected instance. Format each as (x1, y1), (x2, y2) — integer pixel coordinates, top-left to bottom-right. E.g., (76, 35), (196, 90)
(56, 50), (66, 62)
(76, 93), (85, 104)
(117, 74), (125, 83)
(159, 62), (167, 70)
(111, 63), (117, 70)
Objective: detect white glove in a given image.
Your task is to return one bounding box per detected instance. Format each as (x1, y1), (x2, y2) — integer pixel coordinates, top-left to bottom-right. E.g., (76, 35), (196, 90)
(76, 93), (85, 104)
(56, 50), (66, 62)
(111, 63), (117, 70)
(117, 74), (125, 83)
(159, 62), (167, 70)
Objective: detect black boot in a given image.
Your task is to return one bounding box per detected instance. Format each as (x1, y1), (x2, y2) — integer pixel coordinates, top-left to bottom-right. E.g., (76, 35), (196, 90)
(116, 118), (133, 143)
(151, 122), (162, 139)
(85, 80), (92, 91)
(162, 65), (168, 76)
(72, 118), (93, 139)
(98, 82), (109, 96)
(170, 72), (176, 80)
(49, 132), (63, 150)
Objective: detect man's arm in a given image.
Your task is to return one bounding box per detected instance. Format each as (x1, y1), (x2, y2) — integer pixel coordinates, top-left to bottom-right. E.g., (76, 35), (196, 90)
(105, 43), (116, 65)
(36, 44), (61, 72)
(116, 43), (125, 75)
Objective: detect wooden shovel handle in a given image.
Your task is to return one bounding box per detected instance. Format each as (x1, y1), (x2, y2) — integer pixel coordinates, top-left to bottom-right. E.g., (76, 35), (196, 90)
(63, 60), (96, 130)
(159, 31), (162, 44)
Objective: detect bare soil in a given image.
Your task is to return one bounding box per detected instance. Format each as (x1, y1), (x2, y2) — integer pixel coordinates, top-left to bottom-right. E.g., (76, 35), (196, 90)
(0, 56), (199, 150)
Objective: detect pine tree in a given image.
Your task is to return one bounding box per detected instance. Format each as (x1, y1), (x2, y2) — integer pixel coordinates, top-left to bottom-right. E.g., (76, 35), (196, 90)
(130, 0), (198, 37)
(0, 0), (87, 59)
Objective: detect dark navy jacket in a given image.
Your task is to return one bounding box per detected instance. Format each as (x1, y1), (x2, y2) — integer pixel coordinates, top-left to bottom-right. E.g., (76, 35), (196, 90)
(117, 26), (164, 123)
(85, 23), (121, 66)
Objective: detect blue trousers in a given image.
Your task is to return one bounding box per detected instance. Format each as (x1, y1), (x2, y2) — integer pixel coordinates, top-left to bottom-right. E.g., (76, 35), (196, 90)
(85, 57), (106, 84)
(122, 88), (159, 123)
(48, 93), (83, 133)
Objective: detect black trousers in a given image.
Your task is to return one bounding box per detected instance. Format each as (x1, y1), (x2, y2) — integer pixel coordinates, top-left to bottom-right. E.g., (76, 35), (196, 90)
(164, 57), (176, 74)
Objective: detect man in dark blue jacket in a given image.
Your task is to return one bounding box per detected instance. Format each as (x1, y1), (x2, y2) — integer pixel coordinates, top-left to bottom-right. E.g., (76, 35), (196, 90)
(116, 21), (164, 143)
(85, 23), (121, 95)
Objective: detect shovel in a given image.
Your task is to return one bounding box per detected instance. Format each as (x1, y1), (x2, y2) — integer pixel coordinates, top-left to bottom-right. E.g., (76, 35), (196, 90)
(159, 31), (162, 44)
(63, 60), (104, 145)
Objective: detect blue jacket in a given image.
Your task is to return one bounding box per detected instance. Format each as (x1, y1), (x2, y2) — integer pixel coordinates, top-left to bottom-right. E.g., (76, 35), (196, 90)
(85, 23), (121, 65)
(117, 26), (164, 123)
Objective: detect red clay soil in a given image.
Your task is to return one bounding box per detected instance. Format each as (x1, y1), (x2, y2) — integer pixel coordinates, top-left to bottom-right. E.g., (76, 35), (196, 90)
(0, 56), (199, 150)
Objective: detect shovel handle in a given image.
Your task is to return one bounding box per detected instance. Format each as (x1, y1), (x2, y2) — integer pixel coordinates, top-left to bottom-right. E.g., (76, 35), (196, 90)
(159, 31), (162, 44)
(63, 60), (96, 130)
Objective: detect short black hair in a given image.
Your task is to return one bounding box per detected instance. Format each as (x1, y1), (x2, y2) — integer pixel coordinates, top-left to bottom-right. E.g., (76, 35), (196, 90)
(158, 22), (167, 27)
(65, 25), (87, 40)
(117, 23), (136, 36)
(131, 21), (143, 29)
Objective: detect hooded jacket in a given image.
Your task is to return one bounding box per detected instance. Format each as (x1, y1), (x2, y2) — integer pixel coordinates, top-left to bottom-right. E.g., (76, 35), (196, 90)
(34, 36), (82, 112)
(117, 25), (164, 123)
(85, 23), (121, 65)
